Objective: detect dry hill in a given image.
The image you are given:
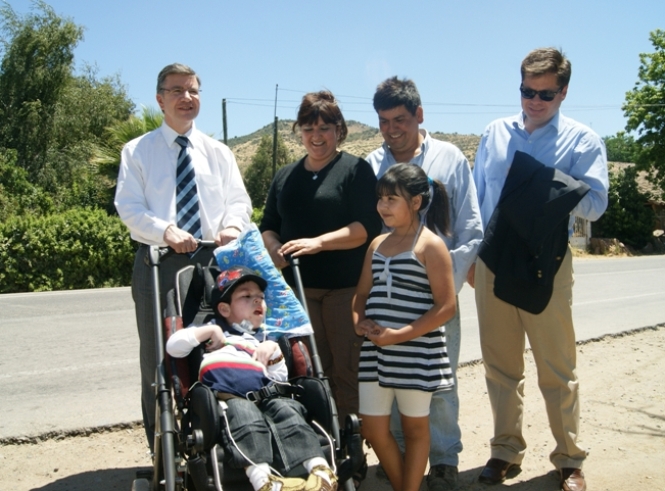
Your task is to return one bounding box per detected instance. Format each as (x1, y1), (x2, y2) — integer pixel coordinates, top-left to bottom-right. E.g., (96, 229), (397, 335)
(227, 120), (480, 173)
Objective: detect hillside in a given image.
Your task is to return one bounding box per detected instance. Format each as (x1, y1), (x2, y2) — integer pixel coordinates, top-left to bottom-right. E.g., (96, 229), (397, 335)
(227, 120), (481, 173)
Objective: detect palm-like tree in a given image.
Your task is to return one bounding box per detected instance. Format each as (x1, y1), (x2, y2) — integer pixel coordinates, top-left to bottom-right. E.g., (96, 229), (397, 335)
(93, 106), (163, 178)
(92, 106), (163, 213)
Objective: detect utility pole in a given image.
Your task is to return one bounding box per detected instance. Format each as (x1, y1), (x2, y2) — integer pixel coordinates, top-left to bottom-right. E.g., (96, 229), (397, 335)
(272, 84), (278, 179)
(222, 99), (228, 145)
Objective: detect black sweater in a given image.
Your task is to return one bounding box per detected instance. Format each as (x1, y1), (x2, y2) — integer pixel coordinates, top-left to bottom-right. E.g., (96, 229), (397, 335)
(260, 151), (382, 289)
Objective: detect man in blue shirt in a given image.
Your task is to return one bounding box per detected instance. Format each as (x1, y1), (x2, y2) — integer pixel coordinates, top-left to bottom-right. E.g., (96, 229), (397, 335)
(366, 76), (483, 491)
(472, 48), (608, 491)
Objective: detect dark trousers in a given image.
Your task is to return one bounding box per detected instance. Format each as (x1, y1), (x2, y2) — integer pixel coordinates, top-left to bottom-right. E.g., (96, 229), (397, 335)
(304, 287), (363, 424)
(222, 397), (324, 473)
(131, 245), (215, 450)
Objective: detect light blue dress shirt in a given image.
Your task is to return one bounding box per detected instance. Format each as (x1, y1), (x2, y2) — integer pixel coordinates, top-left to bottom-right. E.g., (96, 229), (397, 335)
(366, 129), (484, 293)
(473, 111), (609, 231)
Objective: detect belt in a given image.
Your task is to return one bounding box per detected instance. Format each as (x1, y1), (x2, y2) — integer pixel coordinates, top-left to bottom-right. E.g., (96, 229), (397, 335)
(245, 383), (305, 403)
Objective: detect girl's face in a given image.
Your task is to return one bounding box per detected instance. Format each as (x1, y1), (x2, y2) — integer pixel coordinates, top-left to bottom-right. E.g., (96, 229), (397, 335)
(377, 191), (420, 229)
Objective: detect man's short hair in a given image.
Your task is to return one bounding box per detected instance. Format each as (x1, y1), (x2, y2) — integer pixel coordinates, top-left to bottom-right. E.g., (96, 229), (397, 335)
(156, 63), (201, 93)
(521, 48), (572, 88)
(372, 76), (421, 115)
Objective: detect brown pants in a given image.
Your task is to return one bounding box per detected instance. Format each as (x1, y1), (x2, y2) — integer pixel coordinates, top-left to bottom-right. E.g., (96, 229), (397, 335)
(304, 287), (364, 425)
(475, 248), (587, 469)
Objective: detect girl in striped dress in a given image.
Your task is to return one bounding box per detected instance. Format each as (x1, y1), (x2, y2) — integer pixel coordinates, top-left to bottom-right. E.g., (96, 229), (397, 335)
(352, 163), (457, 491)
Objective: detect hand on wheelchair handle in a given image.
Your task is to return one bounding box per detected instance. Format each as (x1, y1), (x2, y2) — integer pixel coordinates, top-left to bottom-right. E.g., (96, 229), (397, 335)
(159, 238), (217, 261)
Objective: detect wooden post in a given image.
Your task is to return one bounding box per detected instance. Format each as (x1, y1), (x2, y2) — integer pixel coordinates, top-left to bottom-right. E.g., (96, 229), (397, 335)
(222, 99), (228, 145)
(272, 85), (278, 178)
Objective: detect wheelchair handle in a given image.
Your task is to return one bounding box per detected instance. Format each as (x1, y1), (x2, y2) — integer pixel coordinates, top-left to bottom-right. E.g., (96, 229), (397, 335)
(150, 240), (218, 265)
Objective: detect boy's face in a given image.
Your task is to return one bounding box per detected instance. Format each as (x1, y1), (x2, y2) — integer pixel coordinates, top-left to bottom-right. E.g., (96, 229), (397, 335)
(217, 280), (266, 328)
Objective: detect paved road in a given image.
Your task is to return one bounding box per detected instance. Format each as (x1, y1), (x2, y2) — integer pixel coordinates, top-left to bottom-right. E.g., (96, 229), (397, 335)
(457, 255), (665, 362)
(0, 287), (139, 439)
(1, 256), (663, 440)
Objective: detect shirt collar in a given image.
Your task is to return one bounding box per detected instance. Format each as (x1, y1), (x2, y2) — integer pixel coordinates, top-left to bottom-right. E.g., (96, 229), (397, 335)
(548, 111), (563, 131)
(224, 320), (266, 341)
(514, 110), (562, 133)
(381, 128), (430, 165)
(160, 121), (197, 148)
(419, 128), (431, 151)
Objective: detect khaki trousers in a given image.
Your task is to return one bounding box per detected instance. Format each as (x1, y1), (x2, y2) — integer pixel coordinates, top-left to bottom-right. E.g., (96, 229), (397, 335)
(475, 248), (587, 469)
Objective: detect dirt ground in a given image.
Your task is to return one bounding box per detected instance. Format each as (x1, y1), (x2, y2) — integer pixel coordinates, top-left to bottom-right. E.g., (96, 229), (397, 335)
(1, 325), (663, 491)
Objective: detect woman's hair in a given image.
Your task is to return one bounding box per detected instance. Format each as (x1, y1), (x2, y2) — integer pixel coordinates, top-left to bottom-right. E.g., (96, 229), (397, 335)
(376, 163), (450, 236)
(292, 90), (348, 144)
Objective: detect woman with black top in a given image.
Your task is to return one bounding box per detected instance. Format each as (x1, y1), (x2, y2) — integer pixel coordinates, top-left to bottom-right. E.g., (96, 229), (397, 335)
(260, 91), (382, 426)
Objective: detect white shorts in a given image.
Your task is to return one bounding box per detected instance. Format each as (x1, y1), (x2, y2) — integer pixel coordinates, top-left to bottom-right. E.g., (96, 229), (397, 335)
(359, 381), (432, 418)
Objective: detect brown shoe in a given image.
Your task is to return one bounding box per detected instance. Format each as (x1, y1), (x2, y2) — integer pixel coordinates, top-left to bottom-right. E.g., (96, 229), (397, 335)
(560, 468), (586, 491)
(478, 458), (521, 485)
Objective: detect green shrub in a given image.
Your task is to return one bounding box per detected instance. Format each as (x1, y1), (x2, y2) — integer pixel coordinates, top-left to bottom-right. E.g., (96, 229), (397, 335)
(0, 208), (136, 293)
(592, 166), (655, 249)
(0, 149), (54, 221)
(251, 207), (264, 225)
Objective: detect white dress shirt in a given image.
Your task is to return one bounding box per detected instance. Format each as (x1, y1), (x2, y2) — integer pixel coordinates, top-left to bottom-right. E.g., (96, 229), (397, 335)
(115, 121), (251, 245)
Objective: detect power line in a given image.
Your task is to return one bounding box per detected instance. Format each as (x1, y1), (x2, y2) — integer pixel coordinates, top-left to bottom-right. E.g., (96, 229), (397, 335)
(225, 98), (644, 112)
(225, 100), (629, 115)
(260, 87), (654, 109)
(226, 101), (296, 109)
(222, 87), (663, 127)
(226, 97), (302, 103)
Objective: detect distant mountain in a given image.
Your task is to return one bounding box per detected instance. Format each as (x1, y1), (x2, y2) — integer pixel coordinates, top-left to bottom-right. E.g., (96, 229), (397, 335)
(227, 120), (481, 173)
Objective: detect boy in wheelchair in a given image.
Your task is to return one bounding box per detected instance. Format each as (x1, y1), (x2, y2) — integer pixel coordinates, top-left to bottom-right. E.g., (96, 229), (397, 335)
(166, 265), (337, 491)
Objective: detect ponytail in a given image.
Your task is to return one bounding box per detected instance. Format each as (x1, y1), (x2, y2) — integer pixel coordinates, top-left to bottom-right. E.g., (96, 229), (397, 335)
(424, 178), (451, 236)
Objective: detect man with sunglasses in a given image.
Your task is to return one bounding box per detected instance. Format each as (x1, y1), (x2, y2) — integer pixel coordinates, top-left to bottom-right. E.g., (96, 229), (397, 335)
(115, 63), (252, 452)
(470, 48), (608, 491)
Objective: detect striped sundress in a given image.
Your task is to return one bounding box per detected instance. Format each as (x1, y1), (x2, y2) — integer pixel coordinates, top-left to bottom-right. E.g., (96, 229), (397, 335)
(358, 226), (453, 392)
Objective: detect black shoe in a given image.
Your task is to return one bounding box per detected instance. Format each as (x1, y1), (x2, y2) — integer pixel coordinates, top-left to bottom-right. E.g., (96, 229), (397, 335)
(478, 458), (521, 485)
(427, 464), (459, 491)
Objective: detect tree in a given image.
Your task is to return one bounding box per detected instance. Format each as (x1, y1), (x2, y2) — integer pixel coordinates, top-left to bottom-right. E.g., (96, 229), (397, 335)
(91, 106), (163, 213)
(603, 131), (640, 162)
(243, 133), (292, 208)
(623, 29), (665, 194)
(0, 0), (83, 178)
(53, 65), (134, 151)
(592, 165), (655, 249)
(0, 148), (53, 221)
(41, 66), (135, 209)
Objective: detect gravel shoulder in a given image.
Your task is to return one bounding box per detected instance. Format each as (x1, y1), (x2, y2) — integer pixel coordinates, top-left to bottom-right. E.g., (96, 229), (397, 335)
(1, 325), (663, 491)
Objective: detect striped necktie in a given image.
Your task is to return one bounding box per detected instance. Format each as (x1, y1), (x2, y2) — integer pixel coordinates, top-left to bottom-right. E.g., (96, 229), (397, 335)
(175, 135), (202, 239)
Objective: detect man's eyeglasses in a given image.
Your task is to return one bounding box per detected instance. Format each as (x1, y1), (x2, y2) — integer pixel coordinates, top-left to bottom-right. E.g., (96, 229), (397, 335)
(160, 87), (201, 98)
(519, 84), (562, 102)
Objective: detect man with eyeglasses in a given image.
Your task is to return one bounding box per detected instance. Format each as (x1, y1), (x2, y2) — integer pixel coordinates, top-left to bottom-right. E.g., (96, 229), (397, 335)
(115, 63), (251, 452)
(470, 48), (608, 491)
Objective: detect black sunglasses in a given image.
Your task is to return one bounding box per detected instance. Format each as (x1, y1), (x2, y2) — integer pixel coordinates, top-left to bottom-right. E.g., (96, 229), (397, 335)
(519, 84), (562, 102)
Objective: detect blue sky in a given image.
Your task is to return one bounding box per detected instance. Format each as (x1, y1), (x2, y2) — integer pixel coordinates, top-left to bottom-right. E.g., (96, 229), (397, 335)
(6, 1), (664, 141)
